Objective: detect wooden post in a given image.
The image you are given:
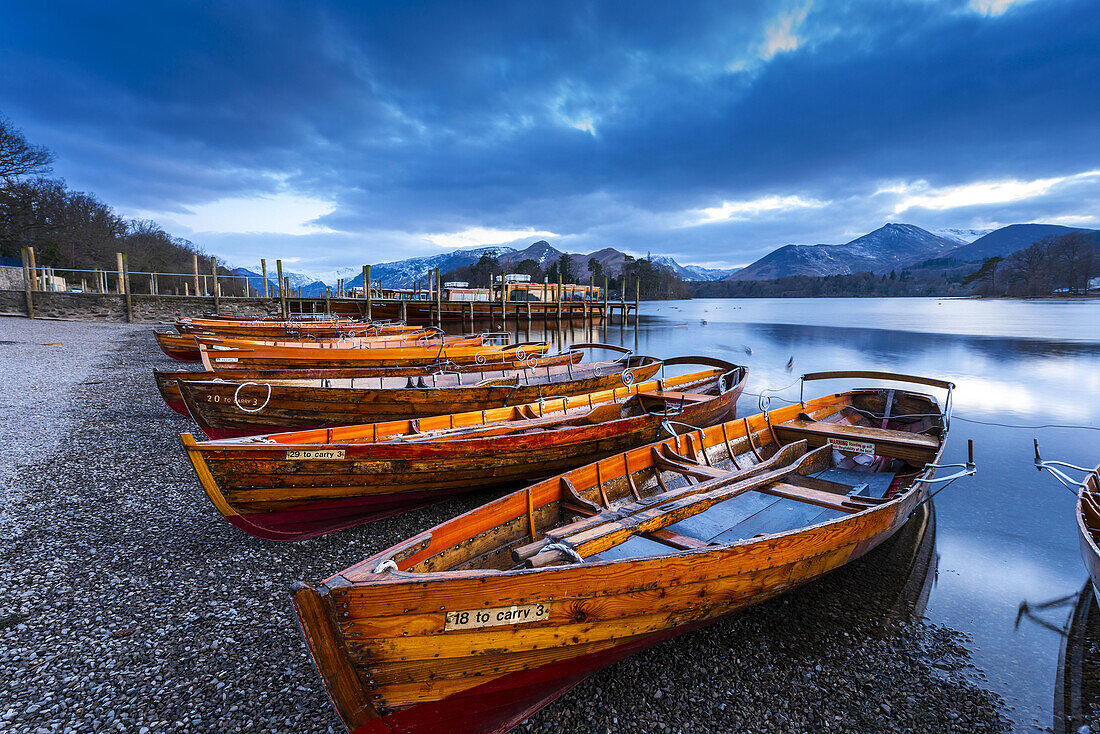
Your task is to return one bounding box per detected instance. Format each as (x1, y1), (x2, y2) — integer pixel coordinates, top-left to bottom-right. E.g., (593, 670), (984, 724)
(586, 275), (593, 325)
(149, 273), (155, 295)
(284, 277), (291, 315)
(210, 256), (220, 313)
(620, 277), (626, 324)
(603, 275), (608, 322)
(20, 247), (34, 318)
(121, 253), (133, 323)
(435, 267), (443, 328)
(542, 279), (548, 321)
(28, 248), (39, 290)
(500, 272), (507, 328)
(325, 286), (331, 314)
(113, 251), (124, 295)
(192, 254), (201, 296)
(276, 260), (286, 317)
(365, 265), (374, 319)
(400, 298), (407, 323)
(556, 273), (562, 322)
(635, 276), (640, 326)
(261, 259), (269, 298)
(184, 281), (190, 296)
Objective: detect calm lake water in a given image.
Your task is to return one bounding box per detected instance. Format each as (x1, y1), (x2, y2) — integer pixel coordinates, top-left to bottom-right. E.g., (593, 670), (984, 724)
(505, 296), (1100, 732)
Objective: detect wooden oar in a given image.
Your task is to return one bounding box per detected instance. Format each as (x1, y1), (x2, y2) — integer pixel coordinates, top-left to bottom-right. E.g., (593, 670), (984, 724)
(526, 444), (831, 568)
(512, 440), (810, 563)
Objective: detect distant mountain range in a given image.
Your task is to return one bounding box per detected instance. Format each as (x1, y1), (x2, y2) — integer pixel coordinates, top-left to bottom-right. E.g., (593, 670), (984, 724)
(230, 221), (1098, 293)
(727, 223), (959, 281)
(945, 224), (1097, 262)
(727, 222), (1100, 282)
(334, 241), (733, 289)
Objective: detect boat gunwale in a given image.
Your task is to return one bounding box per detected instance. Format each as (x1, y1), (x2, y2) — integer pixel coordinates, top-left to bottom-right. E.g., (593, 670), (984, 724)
(323, 386), (945, 589)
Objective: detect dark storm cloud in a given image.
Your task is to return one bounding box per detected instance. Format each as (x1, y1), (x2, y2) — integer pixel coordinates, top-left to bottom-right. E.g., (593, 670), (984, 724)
(1, 0), (1098, 268)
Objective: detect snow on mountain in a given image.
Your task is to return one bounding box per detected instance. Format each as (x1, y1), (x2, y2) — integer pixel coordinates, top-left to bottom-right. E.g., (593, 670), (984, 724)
(728, 223), (961, 281)
(933, 227), (994, 244)
(650, 256), (738, 281)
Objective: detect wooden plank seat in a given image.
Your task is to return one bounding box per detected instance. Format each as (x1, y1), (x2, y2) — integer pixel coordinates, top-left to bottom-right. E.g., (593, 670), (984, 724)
(636, 390), (713, 406)
(772, 418), (939, 465)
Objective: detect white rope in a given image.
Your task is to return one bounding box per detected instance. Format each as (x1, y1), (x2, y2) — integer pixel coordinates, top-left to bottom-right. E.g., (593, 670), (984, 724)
(233, 382), (272, 413)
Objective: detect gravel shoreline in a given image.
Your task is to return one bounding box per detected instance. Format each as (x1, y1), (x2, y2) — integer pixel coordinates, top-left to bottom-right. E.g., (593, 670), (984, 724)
(0, 320), (1011, 733)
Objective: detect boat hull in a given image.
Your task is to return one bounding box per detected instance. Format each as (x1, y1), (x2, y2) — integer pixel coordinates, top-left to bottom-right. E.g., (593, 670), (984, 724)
(184, 378), (740, 539)
(154, 352), (584, 416)
(197, 342), (547, 370)
(177, 362), (663, 438)
(154, 332), (201, 361)
(295, 488), (920, 734)
(291, 386), (946, 734)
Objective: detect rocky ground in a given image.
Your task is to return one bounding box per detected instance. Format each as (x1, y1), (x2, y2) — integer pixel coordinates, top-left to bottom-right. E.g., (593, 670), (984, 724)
(0, 318), (1011, 733)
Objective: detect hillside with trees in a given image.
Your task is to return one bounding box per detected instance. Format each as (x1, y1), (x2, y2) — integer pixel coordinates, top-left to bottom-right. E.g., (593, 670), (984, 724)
(0, 114), (245, 293)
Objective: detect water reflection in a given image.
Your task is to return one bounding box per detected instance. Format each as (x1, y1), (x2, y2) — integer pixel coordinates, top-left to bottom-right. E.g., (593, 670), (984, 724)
(1054, 584), (1100, 734)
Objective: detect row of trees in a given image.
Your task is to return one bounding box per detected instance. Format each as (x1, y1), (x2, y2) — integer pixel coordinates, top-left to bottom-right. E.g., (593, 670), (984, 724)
(962, 232), (1097, 296)
(0, 114), (237, 293)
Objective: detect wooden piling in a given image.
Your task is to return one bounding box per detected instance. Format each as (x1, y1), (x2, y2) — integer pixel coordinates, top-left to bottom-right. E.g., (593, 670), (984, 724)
(20, 247), (34, 318)
(121, 253), (133, 323)
(400, 298), (407, 323)
(363, 265), (372, 320)
(603, 275), (608, 322)
(284, 277), (291, 314)
(276, 260), (286, 317)
(261, 259), (269, 298)
(210, 257), (220, 313)
(556, 273), (562, 322)
(435, 267), (442, 327)
(635, 276), (640, 326)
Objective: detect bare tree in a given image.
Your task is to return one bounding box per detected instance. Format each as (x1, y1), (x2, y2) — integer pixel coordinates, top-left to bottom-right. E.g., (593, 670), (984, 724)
(1049, 231), (1095, 293)
(0, 115), (54, 187)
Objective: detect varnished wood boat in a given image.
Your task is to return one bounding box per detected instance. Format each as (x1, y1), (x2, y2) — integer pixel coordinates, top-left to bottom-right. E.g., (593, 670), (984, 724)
(154, 351), (585, 417)
(196, 338), (548, 370)
(155, 329), (445, 362)
(293, 371), (974, 734)
(176, 317), (418, 340)
(177, 354), (664, 438)
(1035, 444), (1100, 602)
(155, 331), (203, 361)
(180, 359), (746, 540)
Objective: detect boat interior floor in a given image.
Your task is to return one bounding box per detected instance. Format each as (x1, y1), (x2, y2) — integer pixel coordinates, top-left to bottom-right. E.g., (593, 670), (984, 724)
(584, 410), (933, 563)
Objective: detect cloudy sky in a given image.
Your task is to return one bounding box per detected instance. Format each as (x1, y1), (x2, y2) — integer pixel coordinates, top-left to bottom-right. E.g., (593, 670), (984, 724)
(2, 0), (1098, 276)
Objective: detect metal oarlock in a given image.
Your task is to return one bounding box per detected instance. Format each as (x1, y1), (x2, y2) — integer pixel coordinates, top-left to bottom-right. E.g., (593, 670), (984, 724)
(908, 440), (976, 516)
(1034, 439), (1100, 494)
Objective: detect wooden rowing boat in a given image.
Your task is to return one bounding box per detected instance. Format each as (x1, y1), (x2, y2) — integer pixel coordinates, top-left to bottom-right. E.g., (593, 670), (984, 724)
(293, 371), (971, 734)
(180, 359), (746, 540)
(153, 351), (585, 417)
(175, 317), (419, 340)
(1035, 443), (1100, 603)
(177, 354), (664, 438)
(155, 329), (445, 362)
(196, 338), (548, 370)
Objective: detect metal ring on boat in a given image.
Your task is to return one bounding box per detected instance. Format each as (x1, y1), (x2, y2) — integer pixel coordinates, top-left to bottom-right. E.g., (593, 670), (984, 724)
(621, 368), (635, 386)
(233, 382), (272, 414)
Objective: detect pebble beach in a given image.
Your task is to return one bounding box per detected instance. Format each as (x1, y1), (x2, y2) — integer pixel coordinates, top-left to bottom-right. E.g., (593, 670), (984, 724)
(0, 317), (1012, 733)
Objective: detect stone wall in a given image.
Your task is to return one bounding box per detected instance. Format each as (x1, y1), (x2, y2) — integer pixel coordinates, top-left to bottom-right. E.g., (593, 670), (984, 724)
(0, 290), (289, 323)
